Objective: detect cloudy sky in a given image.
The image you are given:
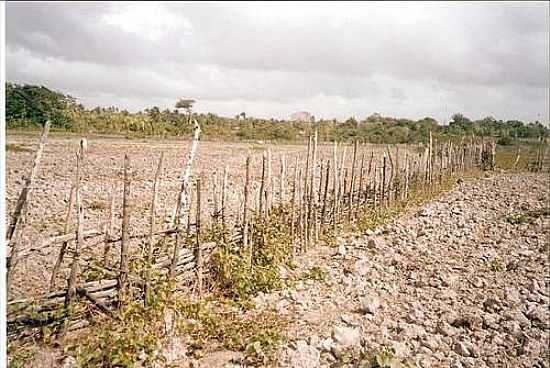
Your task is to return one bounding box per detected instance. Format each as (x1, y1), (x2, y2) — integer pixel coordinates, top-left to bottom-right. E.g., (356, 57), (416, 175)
(6, 2), (550, 123)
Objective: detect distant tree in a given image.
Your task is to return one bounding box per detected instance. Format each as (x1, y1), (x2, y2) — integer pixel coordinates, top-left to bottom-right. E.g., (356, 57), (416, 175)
(175, 98), (195, 124)
(240, 112), (246, 120)
(5, 83), (74, 128)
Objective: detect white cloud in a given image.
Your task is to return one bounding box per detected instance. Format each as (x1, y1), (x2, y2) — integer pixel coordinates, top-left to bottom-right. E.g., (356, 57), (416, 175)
(101, 2), (192, 42)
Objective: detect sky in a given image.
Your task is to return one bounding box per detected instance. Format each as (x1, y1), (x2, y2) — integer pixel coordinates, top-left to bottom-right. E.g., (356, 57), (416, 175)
(5, 1), (550, 123)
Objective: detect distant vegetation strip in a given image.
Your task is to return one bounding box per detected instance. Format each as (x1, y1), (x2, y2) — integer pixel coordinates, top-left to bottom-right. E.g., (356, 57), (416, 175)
(6, 82), (549, 145)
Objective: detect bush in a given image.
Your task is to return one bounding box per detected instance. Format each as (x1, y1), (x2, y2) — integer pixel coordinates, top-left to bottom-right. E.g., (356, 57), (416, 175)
(497, 136), (514, 146)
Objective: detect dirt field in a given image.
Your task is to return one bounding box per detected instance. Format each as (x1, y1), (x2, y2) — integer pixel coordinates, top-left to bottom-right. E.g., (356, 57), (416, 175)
(6, 133), (414, 300)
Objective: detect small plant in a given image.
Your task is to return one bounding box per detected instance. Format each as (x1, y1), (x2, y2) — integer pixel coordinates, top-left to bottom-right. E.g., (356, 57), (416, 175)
(175, 300), (285, 365)
(372, 345), (399, 367)
(487, 259), (504, 272)
(505, 213), (531, 225)
(304, 266), (327, 282)
(87, 200), (107, 211)
(331, 345), (414, 368)
(7, 345), (34, 368)
(210, 206), (291, 302)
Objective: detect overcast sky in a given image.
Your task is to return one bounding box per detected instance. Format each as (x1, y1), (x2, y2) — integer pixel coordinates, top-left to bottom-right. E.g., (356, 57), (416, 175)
(6, 2), (550, 123)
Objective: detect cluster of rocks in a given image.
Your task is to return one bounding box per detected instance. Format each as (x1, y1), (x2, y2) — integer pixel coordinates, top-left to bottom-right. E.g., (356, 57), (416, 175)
(272, 173), (549, 367)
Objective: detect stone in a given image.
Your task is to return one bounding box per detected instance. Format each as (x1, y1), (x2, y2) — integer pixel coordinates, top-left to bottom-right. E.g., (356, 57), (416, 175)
(471, 277), (484, 288)
(392, 341), (409, 358)
(505, 287), (521, 304)
(453, 342), (471, 357)
(483, 297), (501, 312)
(332, 326), (361, 348)
(359, 293), (380, 315)
(418, 208), (431, 217)
(286, 341), (320, 368)
(450, 359), (463, 368)
(513, 312), (531, 328)
(197, 350), (243, 368)
(355, 258), (370, 276)
(60, 357), (78, 368)
(340, 314), (358, 326)
(503, 320), (523, 338)
(337, 243), (347, 257)
(367, 237), (379, 248)
(421, 336), (439, 351)
(161, 336), (188, 365)
(526, 305), (546, 323)
(318, 338), (334, 352)
(308, 335), (319, 348)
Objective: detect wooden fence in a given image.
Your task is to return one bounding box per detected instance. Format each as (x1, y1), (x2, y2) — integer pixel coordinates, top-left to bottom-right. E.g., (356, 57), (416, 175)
(6, 121), (549, 333)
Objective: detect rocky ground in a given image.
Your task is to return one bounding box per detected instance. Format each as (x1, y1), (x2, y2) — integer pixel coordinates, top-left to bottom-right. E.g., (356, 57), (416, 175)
(250, 172), (549, 368)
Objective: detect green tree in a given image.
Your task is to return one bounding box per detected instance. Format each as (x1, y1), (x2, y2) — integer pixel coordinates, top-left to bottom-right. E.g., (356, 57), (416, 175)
(175, 98), (195, 124)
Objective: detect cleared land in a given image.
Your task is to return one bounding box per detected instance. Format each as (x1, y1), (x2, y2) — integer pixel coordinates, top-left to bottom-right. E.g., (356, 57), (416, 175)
(6, 134), (413, 300)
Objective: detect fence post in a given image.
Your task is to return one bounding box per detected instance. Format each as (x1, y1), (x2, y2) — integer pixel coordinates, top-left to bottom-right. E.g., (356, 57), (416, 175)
(49, 185), (75, 291)
(221, 165), (228, 233)
(259, 151), (267, 218)
(243, 156), (251, 256)
(196, 179), (203, 299)
(117, 154), (131, 303)
(7, 121), (50, 293)
(66, 139), (87, 306)
(145, 152), (163, 302)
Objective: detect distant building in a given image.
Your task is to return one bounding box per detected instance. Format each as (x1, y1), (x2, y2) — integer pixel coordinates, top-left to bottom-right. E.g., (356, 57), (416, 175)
(291, 111), (315, 123)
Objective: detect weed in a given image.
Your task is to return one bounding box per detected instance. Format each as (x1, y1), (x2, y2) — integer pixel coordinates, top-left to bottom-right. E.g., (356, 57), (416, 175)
(505, 213), (531, 225)
(176, 300), (285, 365)
(87, 200), (107, 211)
(302, 266), (327, 282)
(210, 206), (291, 301)
(487, 259), (504, 272)
(7, 345), (34, 368)
(329, 345), (414, 367)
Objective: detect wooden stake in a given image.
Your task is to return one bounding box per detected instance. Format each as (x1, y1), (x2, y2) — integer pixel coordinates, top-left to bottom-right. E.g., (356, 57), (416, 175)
(259, 151), (267, 218)
(7, 121), (50, 293)
(348, 141), (358, 221)
(49, 185), (75, 291)
(172, 119), (201, 224)
(382, 154), (387, 207)
(103, 181), (116, 265)
(266, 148), (272, 214)
(243, 156), (251, 254)
(117, 154), (131, 303)
(303, 137), (311, 250)
(290, 156), (299, 252)
(297, 168), (304, 254)
(332, 142), (339, 234)
(308, 130), (318, 244)
(221, 165), (228, 231)
(367, 146), (374, 176)
(373, 162), (378, 209)
(357, 151), (365, 208)
(212, 171), (219, 222)
(404, 153), (410, 200)
(280, 154), (287, 203)
(145, 152), (163, 302)
(320, 159), (331, 227)
(66, 140), (86, 306)
(195, 179), (203, 298)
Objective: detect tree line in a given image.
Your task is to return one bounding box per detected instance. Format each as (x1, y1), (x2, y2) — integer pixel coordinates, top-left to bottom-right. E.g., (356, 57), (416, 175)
(6, 82), (549, 144)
